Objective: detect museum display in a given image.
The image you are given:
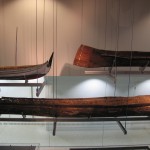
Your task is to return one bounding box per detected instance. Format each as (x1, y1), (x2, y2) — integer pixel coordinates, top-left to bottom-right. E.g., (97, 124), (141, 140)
(0, 95), (150, 117)
(74, 45), (150, 68)
(0, 52), (54, 80)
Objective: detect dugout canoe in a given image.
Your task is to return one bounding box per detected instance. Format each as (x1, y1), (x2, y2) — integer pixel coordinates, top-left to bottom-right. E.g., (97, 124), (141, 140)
(73, 45), (150, 68)
(0, 52), (54, 80)
(0, 95), (150, 117)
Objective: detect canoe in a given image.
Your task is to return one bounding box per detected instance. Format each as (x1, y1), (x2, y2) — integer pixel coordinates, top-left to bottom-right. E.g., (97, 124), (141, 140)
(73, 45), (150, 68)
(0, 95), (150, 117)
(0, 52), (54, 80)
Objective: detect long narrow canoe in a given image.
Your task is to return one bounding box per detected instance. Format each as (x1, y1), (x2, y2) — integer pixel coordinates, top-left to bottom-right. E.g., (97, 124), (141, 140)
(0, 95), (150, 117)
(0, 52), (54, 80)
(74, 45), (150, 68)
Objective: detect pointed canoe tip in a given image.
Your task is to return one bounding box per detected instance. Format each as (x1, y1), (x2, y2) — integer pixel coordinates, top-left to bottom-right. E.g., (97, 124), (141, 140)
(47, 52), (54, 67)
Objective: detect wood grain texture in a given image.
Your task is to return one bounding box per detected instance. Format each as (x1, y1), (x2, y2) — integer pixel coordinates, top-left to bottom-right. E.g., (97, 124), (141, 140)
(73, 45), (150, 68)
(0, 95), (150, 117)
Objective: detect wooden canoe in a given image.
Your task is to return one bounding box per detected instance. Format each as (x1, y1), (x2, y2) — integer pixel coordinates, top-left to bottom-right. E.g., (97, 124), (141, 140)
(0, 52), (54, 80)
(73, 45), (150, 68)
(0, 95), (150, 117)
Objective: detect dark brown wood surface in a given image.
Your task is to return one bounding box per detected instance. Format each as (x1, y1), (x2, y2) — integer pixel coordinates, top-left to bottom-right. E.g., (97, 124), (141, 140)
(73, 45), (150, 68)
(0, 95), (150, 117)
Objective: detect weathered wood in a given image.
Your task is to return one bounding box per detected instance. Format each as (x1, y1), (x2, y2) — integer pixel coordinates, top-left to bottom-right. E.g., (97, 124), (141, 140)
(73, 45), (150, 68)
(0, 95), (150, 117)
(0, 52), (54, 80)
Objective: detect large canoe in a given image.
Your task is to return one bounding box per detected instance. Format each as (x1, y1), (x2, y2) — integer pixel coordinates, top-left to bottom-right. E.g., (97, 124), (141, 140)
(0, 95), (150, 117)
(0, 52), (54, 80)
(74, 45), (150, 68)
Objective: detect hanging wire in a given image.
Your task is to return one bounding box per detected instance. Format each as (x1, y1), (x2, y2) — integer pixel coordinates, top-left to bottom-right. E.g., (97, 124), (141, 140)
(114, 0), (120, 97)
(43, 0), (46, 63)
(52, 0), (55, 100)
(110, 0), (113, 52)
(104, 0), (108, 50)
(50, 0), (55, 144)
(55, 0), (58, 99)
(15, 26), (18, 66)
(81, 0), (83, 44)
(95, 0), (97, 45)
(102, 80), (108, 146)
(36, 0), (38, 66)
(102, 0), (108, 146)
(125, 0), (135, 129)
(35, 0), (39, 89)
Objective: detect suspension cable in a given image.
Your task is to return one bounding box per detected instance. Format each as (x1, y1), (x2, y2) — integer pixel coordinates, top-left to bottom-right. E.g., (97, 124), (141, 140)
(36, 0), (38, 66)
(43, 0), (45, 63)
(114, 0), (120, 97)
(125, 0), (135, 129)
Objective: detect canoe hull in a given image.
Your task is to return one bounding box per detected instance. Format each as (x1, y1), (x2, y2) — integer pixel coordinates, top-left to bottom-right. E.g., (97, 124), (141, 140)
(0, 95), (150, 117)
(0, 52), (54, 80)
(73, 45), (150, 68)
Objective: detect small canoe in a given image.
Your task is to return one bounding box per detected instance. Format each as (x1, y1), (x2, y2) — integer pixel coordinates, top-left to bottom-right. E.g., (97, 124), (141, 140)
(0, 52), (54, 80)
(0, 95), (150, 117)
(74, 45), (150, 68)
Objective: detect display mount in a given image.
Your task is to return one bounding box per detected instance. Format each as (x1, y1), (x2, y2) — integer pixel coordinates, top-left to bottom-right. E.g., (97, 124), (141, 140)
(0, 79), (46, 97)
(0, 116), (149, 136)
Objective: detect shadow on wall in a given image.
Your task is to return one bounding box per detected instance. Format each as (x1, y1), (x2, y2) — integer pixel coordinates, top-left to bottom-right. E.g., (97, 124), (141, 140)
(60, 63), (107, 76)
(60, 63), (84, 76)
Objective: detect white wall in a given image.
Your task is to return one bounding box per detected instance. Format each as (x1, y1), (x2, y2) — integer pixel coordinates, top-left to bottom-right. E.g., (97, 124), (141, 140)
(0, 0), (150, 75)
(0, 75), (149, 147)
(0, 0), (150, 148)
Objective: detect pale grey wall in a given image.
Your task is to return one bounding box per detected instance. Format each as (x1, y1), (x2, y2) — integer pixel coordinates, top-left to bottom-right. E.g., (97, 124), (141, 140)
(0, 0), (150, 148)
(0, 75), (149, 147)
(0, 0), (150, 75)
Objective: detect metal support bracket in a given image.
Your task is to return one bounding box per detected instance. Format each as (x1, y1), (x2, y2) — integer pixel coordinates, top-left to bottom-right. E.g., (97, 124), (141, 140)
(116, 120), (127, 135)
(0, 116), (149, 122)
(36, 81), (46, 97)
(108, 59), (116, 74)
(22, 115), (26, 119)
(53, 118), (57, 136)
(0, 79), (46, 97)
(0, 116), (149, 135)
(139, 61), (149, 73)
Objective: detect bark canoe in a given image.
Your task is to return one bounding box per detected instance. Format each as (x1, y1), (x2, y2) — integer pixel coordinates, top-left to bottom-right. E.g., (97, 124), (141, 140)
(0, 52), (54, 80)
(73, 45), (150, 68)
(0, 95), (150, 117)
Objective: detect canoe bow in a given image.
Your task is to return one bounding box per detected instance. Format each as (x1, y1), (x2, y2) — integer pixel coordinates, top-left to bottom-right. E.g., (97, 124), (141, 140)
(0, 52), (54, 80)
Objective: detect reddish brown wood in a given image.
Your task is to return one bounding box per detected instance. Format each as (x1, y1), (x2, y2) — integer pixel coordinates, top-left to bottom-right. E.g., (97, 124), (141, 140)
(73, 45), (150, 68)
(0, 95), (150, 117)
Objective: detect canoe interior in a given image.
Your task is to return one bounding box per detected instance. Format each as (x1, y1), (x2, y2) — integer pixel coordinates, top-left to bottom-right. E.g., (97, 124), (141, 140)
(74, 45), (150, 68)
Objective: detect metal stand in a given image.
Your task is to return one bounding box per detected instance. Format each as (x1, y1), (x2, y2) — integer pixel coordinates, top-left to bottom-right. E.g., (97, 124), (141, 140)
(53, 119), (57, 136)
(116, 120), (127, 135)
(0, 116), (149, 136)
(0, 79), (46, 97)
(139, 61), (149, 73)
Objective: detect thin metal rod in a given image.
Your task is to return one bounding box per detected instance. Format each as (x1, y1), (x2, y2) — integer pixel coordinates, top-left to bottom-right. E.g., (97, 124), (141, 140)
(0, 117), (149, 122)
(139, 61), (149, 73)
(0, 83), (44, 87)
(53, 120), (57, 136)
(116, 120), (127, 135)
(15, 27), (18, 66)
(36, 81), (46, 97)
